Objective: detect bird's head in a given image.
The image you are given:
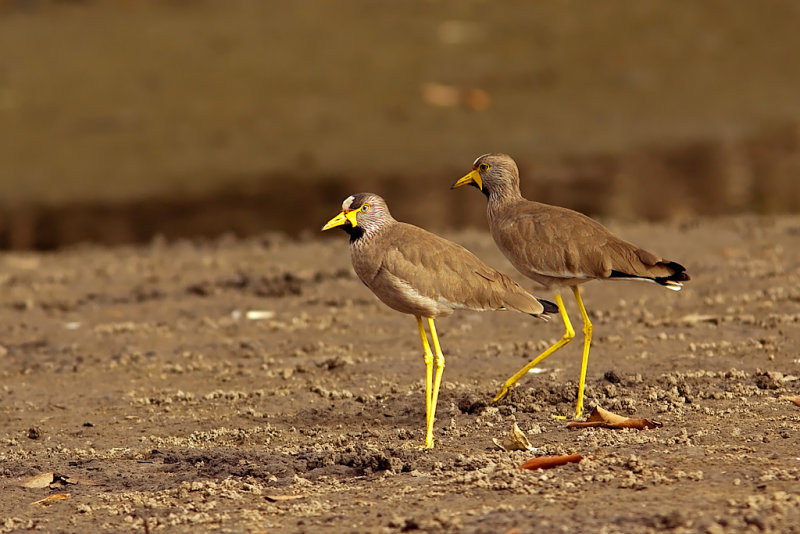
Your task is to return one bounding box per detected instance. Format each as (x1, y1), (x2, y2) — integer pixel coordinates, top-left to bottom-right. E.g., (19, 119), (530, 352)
(451, 153), (520, 199)
(321, 193), (392, 241)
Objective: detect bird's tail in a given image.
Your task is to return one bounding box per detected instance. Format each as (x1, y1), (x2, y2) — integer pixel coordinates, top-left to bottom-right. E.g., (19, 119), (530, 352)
(482, 268), (559, 319)
(536, 298), (559, 315)
(653, 261), (691, 291)
(609, 259), (690, 291)
(500, 289), (555, 320)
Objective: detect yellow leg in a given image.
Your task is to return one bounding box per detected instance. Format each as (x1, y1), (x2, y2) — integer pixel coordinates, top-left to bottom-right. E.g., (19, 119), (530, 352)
(415, 317), (434, 446)
(425, 317), (446, 449)
(493, 293), (575, 403)
(572, 286), (592, 419)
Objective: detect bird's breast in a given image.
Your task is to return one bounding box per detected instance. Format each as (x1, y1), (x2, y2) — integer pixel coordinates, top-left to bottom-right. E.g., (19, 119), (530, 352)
(369, 269), (452, 317)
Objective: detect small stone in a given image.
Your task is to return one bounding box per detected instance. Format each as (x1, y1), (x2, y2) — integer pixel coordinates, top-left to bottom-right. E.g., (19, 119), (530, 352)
(457, 395), (487, 415)
(604, 370), (623, 384)
(754, 372), (782, 390)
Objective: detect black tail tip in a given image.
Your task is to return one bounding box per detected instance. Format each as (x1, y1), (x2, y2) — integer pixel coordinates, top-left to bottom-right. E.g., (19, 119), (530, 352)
(538, 298), (559, 315)
(660, 261), (691, 283)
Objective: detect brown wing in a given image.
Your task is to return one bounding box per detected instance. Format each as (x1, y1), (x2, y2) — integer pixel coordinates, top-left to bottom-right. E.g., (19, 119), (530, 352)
(381, 223), (546, 315)
(492, 200), (683, 281)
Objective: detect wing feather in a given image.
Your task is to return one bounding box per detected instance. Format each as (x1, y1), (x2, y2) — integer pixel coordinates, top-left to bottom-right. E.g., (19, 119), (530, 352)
(491, 200), (681, 281)
(380, 223), (544, 315)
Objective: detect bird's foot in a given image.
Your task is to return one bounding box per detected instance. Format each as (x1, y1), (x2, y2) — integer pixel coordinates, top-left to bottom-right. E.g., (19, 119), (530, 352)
(492, 384), (512, 403)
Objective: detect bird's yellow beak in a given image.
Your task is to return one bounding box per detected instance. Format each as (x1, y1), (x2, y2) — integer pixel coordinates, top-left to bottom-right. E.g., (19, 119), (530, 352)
(451, 169), (483, 191)
(321, 210), (359, 231)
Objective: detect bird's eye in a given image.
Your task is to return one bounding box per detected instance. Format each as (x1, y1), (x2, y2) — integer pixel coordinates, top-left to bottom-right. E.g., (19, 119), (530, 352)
(361, 204), (370, 213)
(478, 163), (489, 172)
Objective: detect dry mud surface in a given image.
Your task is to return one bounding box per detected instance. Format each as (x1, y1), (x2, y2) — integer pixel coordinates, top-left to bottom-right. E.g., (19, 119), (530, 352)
(1, 215), (799, 533)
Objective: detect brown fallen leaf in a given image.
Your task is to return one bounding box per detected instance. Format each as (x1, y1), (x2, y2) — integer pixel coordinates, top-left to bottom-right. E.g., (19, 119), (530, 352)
(19, 472), (96, 489)
(680, 313), (719, 325)
(50, 473), (79, 486)
(421, 83), (460, 107)
(265, 494), (304, 503)
(782, 395), (800, 407)
(492, 423), (534, 452)
(420, 82), (491, 111)
(463, 89), (491, 111)
(519, 454), (583, 470)
(566, 406), (662, 430)
(31, 493), (70, 505)
(19, 472), (56, 489)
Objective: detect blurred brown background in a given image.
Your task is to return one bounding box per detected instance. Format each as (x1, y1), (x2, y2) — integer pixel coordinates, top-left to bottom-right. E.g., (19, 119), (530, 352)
(2, 0), (800, 249)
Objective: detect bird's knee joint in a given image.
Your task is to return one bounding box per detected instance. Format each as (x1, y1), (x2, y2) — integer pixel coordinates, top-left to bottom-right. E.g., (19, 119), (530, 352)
(564, 327), (576, 341)
(582, 323), (593, 336)
(423, 351), (434, 365)
(435, 355), (446, 368)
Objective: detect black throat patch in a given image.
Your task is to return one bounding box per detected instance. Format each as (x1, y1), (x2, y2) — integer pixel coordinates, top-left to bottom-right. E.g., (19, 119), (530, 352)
(472, 181), (490, 199)
(343, 224), (364, 243)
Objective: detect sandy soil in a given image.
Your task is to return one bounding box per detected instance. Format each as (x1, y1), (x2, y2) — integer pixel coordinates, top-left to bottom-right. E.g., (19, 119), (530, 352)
(1, 215), (799, 533)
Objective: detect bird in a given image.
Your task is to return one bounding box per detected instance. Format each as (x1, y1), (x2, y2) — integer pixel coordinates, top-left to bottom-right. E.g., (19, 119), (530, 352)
(451, 153), (690, 418)
(322, 192), (557, 448)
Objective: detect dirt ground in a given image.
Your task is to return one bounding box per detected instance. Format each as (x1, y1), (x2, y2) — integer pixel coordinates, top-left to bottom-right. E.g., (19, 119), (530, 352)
(2, 5), (800, 530)
(1, 214), (799, 533)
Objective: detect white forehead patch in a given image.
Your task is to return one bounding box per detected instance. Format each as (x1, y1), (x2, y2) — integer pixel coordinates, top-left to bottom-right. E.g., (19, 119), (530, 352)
(341, 195), (356, 210)
(473, 153), (491, 166)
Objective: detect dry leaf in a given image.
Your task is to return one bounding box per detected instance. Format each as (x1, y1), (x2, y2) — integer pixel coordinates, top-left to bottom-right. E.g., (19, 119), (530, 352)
(493, 423), (534, 452)
(420, 83), (491, 111)
(421, 83), (460, 107)
(680, 313), (718, 325)
(463, 89), (491, 111)
(566, 406), (662, 430)
(519, 454), (583, 470)
(245, 310), (275, 320)
(19, 472), (94, 489)
(19, 472), (56, 489)
(50, 473), (79, 486)
(31, 493), (70, 505)
(782, 395), (800, 407)
(265, 494), (304, 503)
